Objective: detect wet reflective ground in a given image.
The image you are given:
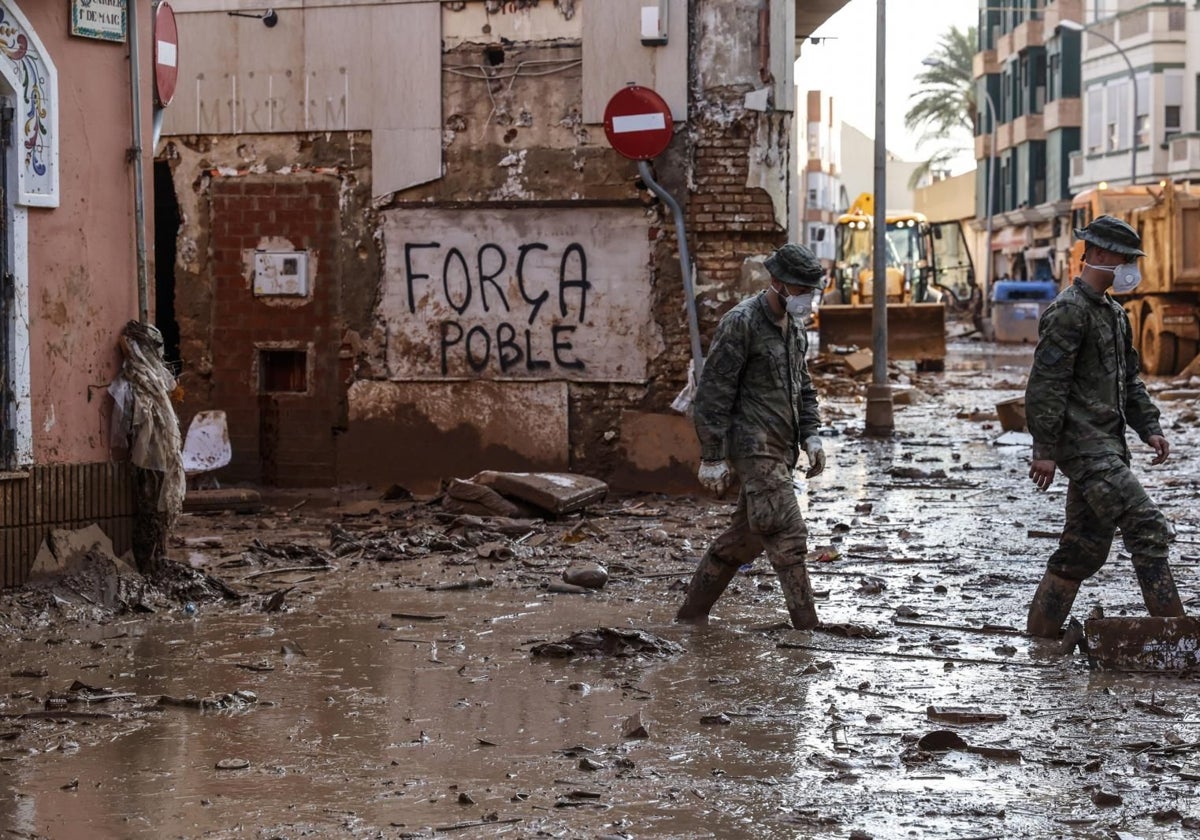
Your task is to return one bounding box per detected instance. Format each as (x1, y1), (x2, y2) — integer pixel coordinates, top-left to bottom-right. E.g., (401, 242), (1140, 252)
(3, 341), (1199, 839)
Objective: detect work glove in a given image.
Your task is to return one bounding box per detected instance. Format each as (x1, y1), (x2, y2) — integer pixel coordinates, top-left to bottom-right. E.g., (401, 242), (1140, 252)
(697, 460), (732, 497)
(803, 437), (826, 479)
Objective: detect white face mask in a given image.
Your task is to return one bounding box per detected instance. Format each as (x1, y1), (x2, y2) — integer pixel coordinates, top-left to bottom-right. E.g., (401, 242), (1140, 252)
(1086, 260), (1142, 293)
(777, 285), (816, 319)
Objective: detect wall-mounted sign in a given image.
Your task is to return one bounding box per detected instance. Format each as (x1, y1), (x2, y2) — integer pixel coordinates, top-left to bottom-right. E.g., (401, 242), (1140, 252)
(71, 0), (127, 43)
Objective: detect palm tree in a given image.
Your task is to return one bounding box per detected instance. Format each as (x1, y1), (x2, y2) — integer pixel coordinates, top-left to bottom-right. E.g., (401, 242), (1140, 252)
(905, 24), (977, 188)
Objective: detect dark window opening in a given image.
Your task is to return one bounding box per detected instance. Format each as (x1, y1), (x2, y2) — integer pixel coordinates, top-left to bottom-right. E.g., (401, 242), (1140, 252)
(485, 46), (504, 66)
(260, 349), (307, 393)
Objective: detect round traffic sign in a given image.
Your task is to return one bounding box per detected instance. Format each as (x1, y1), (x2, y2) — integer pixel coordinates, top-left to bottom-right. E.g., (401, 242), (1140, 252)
(603, 85), (674, 161)
(154, 2), (179, 108)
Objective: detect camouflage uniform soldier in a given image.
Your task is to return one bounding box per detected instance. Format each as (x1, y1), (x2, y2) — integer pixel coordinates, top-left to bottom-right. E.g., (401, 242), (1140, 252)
(1025, 215), (1185, 637)
(677, 244), (827, 630)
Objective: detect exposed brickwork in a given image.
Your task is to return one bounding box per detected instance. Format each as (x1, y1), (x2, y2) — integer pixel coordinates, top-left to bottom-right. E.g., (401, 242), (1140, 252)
(206, 176), (343, 487)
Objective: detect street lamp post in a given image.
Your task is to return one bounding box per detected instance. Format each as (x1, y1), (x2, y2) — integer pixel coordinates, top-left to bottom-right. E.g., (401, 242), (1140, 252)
(1058, 18), (1137, 186)
(922, 57), (997, 309)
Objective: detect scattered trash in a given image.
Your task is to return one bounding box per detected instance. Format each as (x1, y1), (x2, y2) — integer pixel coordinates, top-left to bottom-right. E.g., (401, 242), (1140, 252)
(215, 758), (250, 771)
(562, 564), (608, 589)
(530, 628), (682, 659)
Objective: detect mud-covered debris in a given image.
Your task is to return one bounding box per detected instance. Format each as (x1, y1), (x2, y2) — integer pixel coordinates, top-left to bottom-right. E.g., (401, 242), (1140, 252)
(427, 576), (492, 592)
(818, 623), (884, 639)
(261, 587), (293, 613)
(888, 466), (947, 480)
(926, 706), (1007, 725)
(644, 528), (670, 545)
(457, 791), (476, 805)
(215, 758), (250, 770)
(530, 628), (682, 659)
(622, 711), (649, 739)
(1059, 617), (1087, 655)
(1091, 789), (1123, 807)
(444, 478), (521, 518)
(578, 757), (606, 771)
(475, 541), (515, 561)
(700, 713), (732, 726)
(473, 470), (608, 517)
(159, 691), (259, 711)
(856, 577), (886, 595)
(1085, 616), (1200, 671)
(11, 668), (48, 679)
(562, 564), (608, 589)
(248, 537), (333, 567)
(544, 581), (593, 595)
(280, 640), (306, 656)
(915, 730), (1021, 760)
(60, 778), (79, 791)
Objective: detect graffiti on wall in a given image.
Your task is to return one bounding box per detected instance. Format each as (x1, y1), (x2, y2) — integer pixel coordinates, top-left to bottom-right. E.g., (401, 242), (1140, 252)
(380, 208), (660, 382)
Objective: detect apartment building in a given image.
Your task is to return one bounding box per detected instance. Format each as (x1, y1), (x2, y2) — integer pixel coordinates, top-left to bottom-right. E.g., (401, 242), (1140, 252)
(1068, 0), (1200, 192)
(798, 91), (845, 263)
(974, 0), (1083, 284)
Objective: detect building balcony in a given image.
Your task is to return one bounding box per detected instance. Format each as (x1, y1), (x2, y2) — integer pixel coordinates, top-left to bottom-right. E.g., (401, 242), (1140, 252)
(1042, 0), (1083, 32)
(995, 121), (1013, 154)
(973, 49), (999, 80)
(1012, 113), (1045, 146)
(1012, 18), (1044, 53)
(994, 31), (1014, 64)
(1167, 133), (1200, 179)
(975, 132), (994, 160)
(1043, 97), (1081, 132)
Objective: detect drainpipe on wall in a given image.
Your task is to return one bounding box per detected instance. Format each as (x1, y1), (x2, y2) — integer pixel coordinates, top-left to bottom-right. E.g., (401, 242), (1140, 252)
(128, 0), (150, 324)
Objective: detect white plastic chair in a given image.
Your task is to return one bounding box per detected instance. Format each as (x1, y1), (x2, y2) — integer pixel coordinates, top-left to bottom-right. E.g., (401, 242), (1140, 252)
(181, 410), (232, 489)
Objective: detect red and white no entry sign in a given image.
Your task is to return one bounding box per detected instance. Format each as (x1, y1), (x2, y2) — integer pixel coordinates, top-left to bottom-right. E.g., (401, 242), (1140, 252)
(603, 85), (674, 161)
(154, 2), (179, 108)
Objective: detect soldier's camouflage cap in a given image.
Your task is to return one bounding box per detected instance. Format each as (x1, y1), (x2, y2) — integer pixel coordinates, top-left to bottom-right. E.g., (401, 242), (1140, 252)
(1074, 214), (1146, 258)
(763, 243), (826, 287)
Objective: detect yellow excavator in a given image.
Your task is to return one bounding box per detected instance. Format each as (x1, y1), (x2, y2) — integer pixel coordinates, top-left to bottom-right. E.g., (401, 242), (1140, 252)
(818, 193), (974, 368)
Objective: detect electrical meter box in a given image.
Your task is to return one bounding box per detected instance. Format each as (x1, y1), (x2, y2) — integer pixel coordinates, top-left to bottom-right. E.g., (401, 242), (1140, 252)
(253, 251), (309, 296)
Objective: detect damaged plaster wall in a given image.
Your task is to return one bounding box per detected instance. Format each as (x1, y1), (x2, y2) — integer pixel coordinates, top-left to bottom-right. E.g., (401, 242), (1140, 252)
(687, 0), (794, 331)
(161, 132), (377, 485)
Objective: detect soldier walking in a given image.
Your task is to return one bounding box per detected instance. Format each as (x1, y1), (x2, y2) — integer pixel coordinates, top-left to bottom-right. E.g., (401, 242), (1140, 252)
(1025, 215), (1186, 637)
(677, 244), (827, 630)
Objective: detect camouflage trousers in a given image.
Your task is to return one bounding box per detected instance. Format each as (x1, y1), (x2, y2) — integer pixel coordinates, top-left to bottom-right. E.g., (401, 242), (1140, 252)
(705, 456), (808, 572)
(1047, 455), (1176, 606)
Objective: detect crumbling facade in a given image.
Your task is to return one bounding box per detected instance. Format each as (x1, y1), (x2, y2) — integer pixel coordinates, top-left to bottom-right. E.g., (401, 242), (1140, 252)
(0, 2), (155, 580)
(160, 0), (845, 494)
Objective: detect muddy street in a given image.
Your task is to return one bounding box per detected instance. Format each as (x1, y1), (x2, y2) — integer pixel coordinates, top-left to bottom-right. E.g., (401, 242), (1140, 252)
(2, 343), (1200, 840)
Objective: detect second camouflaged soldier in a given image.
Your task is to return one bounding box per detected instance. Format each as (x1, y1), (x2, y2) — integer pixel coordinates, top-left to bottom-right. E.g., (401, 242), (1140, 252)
(1024, 215), (1186, 637)
(677, 243), (827, 630)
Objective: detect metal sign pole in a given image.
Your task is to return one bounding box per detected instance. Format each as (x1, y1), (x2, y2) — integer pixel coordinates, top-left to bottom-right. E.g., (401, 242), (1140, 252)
(865, 0), (894, 435)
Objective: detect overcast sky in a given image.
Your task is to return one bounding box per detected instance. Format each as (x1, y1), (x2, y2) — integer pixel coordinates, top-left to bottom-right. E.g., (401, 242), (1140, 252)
(794, 0), (979, 173)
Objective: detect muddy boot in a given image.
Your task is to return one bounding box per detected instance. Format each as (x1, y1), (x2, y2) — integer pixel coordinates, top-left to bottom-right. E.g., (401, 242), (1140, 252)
(1133, 558), (1185, 617)
(776, 563), (819, 630)
(675, 552), (739, 623)
(1025, 571), (1081, 638)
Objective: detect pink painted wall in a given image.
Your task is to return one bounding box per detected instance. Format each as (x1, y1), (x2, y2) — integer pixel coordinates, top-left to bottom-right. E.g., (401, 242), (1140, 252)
(22, 1), (153, 464)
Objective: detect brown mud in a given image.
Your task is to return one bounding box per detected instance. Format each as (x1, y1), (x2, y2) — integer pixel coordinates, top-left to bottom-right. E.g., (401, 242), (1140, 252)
(2, 341), (1199, 839)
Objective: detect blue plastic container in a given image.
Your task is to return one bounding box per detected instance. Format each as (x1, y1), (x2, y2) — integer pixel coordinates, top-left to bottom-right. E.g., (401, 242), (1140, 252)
(991, 281), (1059, 343)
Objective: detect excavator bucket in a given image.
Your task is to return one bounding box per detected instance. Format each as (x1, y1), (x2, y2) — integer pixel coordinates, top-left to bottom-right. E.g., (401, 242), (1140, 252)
(817, 303), (947, 363)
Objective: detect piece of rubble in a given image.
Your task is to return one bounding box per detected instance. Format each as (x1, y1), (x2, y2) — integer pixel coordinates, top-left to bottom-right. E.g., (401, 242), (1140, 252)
(562, 564), (608, 589)
(530, 628), (682, 659)
(623, 711), (649, 739)
(1085, 616), (1200, 671)
(995, 396), (1027, 432)
(473, 471), (608, 517)
(926, 706), (1007, 724)
(444, 479), (521, 518)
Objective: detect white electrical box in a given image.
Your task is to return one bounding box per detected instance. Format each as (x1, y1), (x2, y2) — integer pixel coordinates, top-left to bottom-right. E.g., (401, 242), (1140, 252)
(253, 251), (309, 296)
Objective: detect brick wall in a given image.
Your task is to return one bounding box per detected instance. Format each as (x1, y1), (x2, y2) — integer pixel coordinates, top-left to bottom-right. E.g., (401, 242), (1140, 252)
(207, 176), (342, 487)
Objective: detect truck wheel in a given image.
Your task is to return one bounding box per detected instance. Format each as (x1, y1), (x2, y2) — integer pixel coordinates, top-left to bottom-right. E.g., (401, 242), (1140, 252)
(1140, 316), (1177, 376)
(1178, 338), (1199, 372)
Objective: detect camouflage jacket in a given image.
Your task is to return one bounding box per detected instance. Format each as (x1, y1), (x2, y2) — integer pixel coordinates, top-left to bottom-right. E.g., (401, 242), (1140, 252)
(693, 292), (820, 466)
(1025, 279), (1162, 463)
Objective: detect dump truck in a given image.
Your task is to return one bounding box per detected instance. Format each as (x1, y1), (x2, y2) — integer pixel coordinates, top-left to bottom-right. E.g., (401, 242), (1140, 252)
(818, 194), (975, 368)
(1068, 180), (1200, 375)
